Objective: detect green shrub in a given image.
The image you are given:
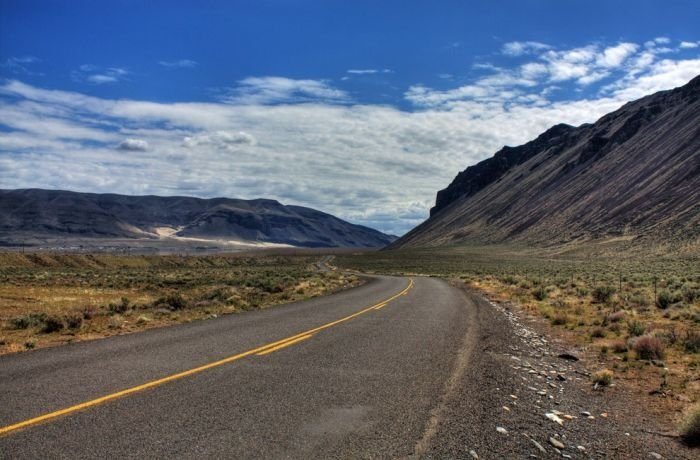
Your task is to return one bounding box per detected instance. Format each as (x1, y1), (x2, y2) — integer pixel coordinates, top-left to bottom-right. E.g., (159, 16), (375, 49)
(656, 289), (673, 309)
(592, 285), (616, 303)
(41, 315), (64, 333)
(109, 297), (130, 314)
(680, 403), (700, 446)
(65, 314), (83, 330)
(683, 330), (700, 353)
(10, 312), (48, 329)
(682, 286), (699, 303)
(532, 286), (548, 301)
(153, 293), (188, 310)
(627, 320), (646, 337)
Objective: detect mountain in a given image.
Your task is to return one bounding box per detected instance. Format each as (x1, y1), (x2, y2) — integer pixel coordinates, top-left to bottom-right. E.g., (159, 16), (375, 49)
(393, 75), (700, 250)
(0, 189), (396, 248)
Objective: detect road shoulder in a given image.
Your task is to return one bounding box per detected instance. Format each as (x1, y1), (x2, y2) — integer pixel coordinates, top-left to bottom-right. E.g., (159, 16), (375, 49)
(419, 281), (695, 459)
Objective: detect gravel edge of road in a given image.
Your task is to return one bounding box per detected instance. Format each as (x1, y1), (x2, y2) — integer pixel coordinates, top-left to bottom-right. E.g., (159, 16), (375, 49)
(417, 280), (695, 459)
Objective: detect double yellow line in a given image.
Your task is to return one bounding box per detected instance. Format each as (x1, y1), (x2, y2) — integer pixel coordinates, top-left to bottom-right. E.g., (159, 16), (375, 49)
(0, 278), (413, 436)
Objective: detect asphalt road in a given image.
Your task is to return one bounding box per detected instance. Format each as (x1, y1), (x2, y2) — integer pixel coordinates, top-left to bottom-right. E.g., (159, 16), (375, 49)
(0, 275), (476, 458)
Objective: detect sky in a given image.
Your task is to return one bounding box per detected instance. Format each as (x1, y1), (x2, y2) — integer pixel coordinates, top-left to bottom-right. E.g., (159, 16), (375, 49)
(1, 1), (699, 235)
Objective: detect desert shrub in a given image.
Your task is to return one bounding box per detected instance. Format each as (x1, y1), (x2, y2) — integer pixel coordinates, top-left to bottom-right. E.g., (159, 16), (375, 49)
(610, 340), (628, 353)
(682, 330), (700, 353)
(550, 312), (569, 325)
(607, 310), (626, 323)
(153, 293), (188, 311)
(627, 320), (646, 337)
(631, 335), (665, 360)
(501, 275), (518, 285)
(656, 289), (673, 309)
(682, 286), (699, 303)
(550, 299), (568, 309)
(10, 312), (49, 329)
(680, 403), (700, 446)
(65, 314), (83, 330)
(591, 326), (606, 338)
(109, 297), (130, 314)
(576, 287), (589, 297)
(592, 285), (616, 304)
(532, 286), (548, 301)
(41, 315), (64, 333)
(591, 369), (613, 386)
(629, 292), (649, 309)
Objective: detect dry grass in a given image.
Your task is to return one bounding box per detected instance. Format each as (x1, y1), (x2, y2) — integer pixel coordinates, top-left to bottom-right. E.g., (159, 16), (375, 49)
(0, 252), (359, 354)
(336, 245), (700, 421)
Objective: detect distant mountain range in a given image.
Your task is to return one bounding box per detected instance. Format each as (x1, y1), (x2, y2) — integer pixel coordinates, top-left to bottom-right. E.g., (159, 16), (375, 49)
(0, 189), (396, 248)
(393, 75), (700, 251)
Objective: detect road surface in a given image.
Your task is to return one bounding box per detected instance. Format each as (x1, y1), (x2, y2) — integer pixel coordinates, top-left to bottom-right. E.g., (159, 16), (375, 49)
(0, 275), (478, 458)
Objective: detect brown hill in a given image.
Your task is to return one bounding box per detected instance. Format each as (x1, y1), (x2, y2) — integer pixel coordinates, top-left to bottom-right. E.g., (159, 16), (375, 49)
(0, 189), (396, 248)
(393, 75), (700, 251)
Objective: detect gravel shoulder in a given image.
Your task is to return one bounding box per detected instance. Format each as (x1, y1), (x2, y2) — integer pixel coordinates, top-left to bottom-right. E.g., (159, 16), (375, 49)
(418, 281), (695, 459)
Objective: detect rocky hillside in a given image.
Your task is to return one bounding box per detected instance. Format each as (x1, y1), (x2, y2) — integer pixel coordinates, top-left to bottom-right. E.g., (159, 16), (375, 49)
(394, 75), (700, 250)
(0, 189), (396, 248)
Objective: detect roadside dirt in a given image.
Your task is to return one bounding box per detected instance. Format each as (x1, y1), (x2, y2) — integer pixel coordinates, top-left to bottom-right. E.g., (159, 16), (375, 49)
(418, 281), (695, 459)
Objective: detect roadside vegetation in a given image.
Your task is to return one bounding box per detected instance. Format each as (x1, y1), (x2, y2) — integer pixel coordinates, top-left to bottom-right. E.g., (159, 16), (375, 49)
(0, 252), (358, 354)
(336, 244), (700, 436)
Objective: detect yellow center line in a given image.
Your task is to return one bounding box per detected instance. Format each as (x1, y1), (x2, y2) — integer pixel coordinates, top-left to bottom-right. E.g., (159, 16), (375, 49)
(256, 334), (313, 356)
(0, 277), (414, 437)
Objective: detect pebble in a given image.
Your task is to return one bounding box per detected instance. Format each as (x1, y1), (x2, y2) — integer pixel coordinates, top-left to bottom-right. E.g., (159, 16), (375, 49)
(502, 406), (510, 411)
(649, 453), (662, 459)
(580, 411), (591, 417)
(469, 449), (479, 459)
(549, 437), (565, 449)
(545, 412), (564, 425)
(529, 437), (547, 453)
(496, 426), (508, 435)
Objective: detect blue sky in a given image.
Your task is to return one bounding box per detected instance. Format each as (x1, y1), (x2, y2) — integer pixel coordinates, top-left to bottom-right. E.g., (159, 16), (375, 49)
(1, 1), (699, 234)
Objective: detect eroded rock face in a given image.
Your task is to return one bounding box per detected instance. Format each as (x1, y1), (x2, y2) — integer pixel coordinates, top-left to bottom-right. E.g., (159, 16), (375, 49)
(395, 75), (700, 249)
(0, 189), (396, 248)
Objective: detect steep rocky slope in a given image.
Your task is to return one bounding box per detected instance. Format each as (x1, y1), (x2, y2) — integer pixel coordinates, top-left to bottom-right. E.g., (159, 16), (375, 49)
(0, 189), (395, 248)
(394, 75), (700, 250)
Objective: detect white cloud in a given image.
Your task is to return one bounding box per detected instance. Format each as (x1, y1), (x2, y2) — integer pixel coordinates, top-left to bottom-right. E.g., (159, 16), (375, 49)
(159, 59), (198, 68)
(1, 38), (699, 235)
(118, 138), (149, 151)
(502, 41), (551, 56)
(183, 131), (256, 150)
(346, 69), (393, 75)
(222, 76), (350, 105)
(1, 56), (43, 76)
(680, 41), (699, 49)
(596, 42), (639, 68)
(88, 74), (119, 84)
(73, 66), (129, 85)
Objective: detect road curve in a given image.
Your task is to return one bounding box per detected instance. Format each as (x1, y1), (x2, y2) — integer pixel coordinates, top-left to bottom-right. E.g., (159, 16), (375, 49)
(0, 275), (476, 458)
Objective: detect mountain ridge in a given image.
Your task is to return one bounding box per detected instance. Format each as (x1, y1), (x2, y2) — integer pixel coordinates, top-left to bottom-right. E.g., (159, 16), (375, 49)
(393, 74), (700, 251)
(0, 188), (396, 248)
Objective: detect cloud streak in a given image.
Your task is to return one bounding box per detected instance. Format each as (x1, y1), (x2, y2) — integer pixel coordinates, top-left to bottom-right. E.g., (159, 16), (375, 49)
(0, 38), (698, 235)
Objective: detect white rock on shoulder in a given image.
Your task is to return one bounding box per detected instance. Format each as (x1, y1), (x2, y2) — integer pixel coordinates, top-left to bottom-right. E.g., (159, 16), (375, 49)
(545, 412), (564, 425)
(549, 437), (565, 449)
